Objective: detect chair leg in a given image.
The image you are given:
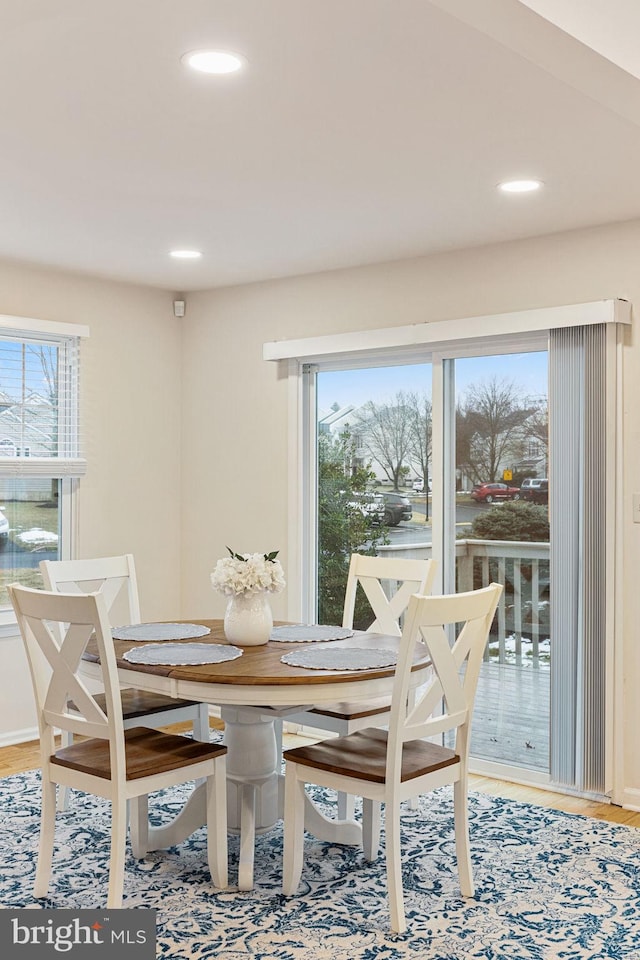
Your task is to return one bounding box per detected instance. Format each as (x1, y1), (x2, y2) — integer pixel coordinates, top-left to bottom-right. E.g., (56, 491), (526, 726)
(453, 775), (474, 897)
(406, 689), (418, 810)
(129, 795), (149, 858)
(238, 782), (256, 891)
(107, 796), (129, 908)
(34, 778), (57, 898)
(193, 703), (210, 742)
(56, 731), (73, 812)
(385, 799), (406, 934)
(282, 764), (306, 896)
(274, 719), (283, 772)
(362, 799), (381, 861)
(337, 791), (355, 820)
(206, 763), (228, 889)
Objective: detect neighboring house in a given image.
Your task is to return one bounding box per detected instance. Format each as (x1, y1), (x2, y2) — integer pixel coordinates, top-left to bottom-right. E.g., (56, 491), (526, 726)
(0, 393), (55, 459)
(0, 390), (14, 415)
(318, 404), (356, 436)
(512, 443), (548, 481)
(0, 395), (58, 499)
(318, 404), (396, 483)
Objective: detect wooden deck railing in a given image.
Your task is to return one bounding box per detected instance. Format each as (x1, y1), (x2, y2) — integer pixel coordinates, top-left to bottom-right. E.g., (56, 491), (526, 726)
(377, 538), (550, 668)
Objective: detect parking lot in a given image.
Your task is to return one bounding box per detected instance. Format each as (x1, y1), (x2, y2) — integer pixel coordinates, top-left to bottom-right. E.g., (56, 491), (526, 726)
(379, 497), (489, 544)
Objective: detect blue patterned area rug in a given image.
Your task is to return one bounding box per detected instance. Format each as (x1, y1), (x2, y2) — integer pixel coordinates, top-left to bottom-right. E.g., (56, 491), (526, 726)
(1, 769), (639, 959)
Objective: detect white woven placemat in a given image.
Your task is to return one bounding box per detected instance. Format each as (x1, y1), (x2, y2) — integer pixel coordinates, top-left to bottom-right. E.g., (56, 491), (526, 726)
(280, 647), (397, 671)
(122, 642), (242, 666)
(270, 625), (355, 643)
(112, 622), (210, 641)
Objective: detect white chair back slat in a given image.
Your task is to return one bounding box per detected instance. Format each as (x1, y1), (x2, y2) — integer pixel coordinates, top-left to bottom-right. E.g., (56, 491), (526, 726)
(385, 578), (428, 624)
(422, 625), (468, 715)
(341, 553), (437, 635)
(357, 576), (403, 636)
(42, 710), (110, 741)
(386, 584), (502, 781)
(37, 619), (110, 730)
(405, 624), (467, 729)
(20, 609), (105, 726)
(404, 710), (468, 743)
(40, 555), (141, 626)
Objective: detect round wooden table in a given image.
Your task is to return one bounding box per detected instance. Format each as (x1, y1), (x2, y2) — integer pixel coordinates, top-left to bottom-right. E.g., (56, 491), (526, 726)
(81, 620), (430, 888)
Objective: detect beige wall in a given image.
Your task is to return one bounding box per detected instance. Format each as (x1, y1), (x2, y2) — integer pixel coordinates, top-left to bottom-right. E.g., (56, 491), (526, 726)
(181, 218), (640, 806)
(0, 259), (182, 742)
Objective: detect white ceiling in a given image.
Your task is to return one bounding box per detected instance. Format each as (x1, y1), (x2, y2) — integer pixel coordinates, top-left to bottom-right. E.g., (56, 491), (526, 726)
(2, 0), (640, 292)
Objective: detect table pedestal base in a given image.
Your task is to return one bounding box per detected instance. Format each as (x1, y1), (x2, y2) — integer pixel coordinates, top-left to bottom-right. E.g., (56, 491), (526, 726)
(223, 707), (280, 833)
(143, 706), (362, 890)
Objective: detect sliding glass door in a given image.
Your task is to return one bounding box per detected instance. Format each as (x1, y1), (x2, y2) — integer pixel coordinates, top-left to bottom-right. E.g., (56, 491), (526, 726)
(302, 320), (617, 797)
(308, 345), (551, 782)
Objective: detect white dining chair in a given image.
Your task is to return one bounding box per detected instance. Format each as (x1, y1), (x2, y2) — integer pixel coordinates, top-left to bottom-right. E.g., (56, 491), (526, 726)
(282, 582), (502, 934)
(40, 555), (210, 810)
(287, 553), (437, 817)
(10, 583), (228, 907)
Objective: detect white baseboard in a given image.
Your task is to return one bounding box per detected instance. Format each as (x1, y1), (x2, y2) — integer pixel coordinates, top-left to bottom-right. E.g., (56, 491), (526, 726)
(620, 787), (640, 812)
(0, 726), (38, 748)
(469, 756), (552, 788)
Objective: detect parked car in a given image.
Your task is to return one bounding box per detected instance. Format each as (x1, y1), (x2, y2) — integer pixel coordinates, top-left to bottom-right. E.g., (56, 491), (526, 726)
(0, 508), (8, 543)
(348, 492), (385, 524)
(520, 477), (549, 504)
(412, 478), (432, 493)
(471, 482), (521, 503)
(382, 492), (412, 526)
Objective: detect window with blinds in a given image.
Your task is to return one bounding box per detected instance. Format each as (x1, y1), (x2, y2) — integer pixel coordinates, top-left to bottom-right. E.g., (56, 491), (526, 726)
(0, 319), (86, 620)
(0, 332), (84, 478)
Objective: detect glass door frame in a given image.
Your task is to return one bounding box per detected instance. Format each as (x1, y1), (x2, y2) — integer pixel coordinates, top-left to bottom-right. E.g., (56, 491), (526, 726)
(299, 334), (552, 788)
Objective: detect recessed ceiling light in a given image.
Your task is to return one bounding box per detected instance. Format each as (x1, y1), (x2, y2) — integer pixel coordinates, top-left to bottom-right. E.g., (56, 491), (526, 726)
(170, 249), (202, 260)
(182, 49), (246, 75)
(498, 179), (544, 194)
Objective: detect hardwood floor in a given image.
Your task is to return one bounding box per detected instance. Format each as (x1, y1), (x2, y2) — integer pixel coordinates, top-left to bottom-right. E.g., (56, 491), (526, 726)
(468, 773), (640, 826)
(2, 721), (639, 828)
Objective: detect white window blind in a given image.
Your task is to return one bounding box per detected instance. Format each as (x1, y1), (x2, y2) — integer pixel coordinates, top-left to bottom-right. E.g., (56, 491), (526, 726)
(549, 323), (615, 797)
(0, 328), (85, 478)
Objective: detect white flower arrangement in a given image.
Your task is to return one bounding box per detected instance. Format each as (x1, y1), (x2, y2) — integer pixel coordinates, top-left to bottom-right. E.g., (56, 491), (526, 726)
(210, 547), (286, 597)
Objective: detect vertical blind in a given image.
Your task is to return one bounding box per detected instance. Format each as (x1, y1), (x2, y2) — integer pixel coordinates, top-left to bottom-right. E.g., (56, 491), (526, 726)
(550, 324), (608, 795)
(0, 332), (84, 478)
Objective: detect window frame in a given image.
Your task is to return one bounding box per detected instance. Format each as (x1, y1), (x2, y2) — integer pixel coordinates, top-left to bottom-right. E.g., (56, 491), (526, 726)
(0, 314), (87, 635)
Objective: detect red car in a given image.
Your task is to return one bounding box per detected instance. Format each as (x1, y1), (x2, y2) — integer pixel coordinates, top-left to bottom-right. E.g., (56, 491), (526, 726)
(471, 482), (521, 503)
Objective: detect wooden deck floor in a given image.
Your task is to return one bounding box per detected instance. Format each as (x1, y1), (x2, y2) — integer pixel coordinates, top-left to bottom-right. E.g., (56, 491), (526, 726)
(471, 661), (550, 772)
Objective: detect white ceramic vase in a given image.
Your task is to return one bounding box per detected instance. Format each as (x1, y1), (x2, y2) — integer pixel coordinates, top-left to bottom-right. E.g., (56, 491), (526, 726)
(224, 592), (273, 646)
